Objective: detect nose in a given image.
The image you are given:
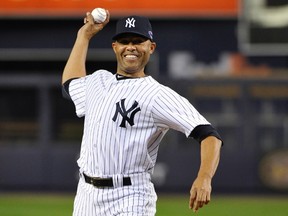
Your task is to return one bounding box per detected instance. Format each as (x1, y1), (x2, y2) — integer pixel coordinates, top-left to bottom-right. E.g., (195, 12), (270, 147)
(126, 42), (136, 51)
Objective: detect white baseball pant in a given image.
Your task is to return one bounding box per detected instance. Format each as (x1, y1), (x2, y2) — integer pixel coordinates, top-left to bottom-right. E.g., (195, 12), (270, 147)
(72, 172), (157, 216)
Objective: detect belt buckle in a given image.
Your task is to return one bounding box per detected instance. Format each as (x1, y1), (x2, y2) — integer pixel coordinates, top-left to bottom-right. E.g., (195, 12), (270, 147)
(90, 178), (94, 185)
(90, 177), (104, 188)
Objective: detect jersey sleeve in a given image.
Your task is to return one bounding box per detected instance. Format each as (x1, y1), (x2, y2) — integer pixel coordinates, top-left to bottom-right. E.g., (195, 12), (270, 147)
(68, 76), (88, 117)
(152, 86), (210, 137)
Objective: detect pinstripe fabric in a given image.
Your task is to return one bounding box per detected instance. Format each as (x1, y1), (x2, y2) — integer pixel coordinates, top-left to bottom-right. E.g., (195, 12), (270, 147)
(73, 173), (156, 216)
(69, 70), (210, 215)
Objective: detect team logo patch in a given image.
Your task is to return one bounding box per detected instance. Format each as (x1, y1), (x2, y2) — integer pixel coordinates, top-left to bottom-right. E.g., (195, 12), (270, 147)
(112, 98), (141, 128)
(148, 31), (153, 40)
(125, 17), (136, 28)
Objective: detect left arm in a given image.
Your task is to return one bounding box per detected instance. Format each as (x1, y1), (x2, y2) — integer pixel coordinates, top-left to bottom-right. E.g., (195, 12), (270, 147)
(189, 136), (222, 212)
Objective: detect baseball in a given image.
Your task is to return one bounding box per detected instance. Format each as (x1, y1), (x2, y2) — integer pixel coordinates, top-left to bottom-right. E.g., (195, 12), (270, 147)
(91, 8), (107, 23)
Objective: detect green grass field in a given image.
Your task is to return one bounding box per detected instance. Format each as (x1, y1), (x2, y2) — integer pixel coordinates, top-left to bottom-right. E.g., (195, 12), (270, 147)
(0, 193), (288, 216)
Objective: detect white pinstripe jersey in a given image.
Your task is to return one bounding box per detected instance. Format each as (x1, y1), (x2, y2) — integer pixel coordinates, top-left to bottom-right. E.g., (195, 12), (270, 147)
(69, 70), (210, 177)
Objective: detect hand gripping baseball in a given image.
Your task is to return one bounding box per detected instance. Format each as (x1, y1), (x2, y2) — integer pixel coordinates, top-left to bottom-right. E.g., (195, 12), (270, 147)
(79, 10), (110, 40)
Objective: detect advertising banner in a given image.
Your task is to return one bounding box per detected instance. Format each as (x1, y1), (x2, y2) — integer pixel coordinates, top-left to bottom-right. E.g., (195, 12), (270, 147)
(0, 0), (238, 17)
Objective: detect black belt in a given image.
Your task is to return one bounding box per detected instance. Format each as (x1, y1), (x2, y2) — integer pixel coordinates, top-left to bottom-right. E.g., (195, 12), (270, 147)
(83, 173), (132, 188)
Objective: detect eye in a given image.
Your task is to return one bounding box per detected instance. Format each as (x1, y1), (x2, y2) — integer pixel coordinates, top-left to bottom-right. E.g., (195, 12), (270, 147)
(117, 38), (147, 45)
(117, 39), (130, 45)
(132, 39), (146, 45)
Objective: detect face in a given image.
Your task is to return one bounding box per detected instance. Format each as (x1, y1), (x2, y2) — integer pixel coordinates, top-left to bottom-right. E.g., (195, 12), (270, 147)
(112, 35), (156, 77)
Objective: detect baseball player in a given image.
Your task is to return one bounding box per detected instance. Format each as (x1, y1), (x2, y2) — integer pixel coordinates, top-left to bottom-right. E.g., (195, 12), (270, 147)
(62, 10), (222, 216)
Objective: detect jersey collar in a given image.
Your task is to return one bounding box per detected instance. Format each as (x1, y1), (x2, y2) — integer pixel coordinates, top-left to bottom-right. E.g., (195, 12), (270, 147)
(115, 73), (146, 80)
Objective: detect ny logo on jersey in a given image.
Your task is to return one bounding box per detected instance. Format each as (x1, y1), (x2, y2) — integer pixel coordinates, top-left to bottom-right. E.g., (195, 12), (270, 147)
(125, 18), (136, 28)
(112, 98), (141, 128)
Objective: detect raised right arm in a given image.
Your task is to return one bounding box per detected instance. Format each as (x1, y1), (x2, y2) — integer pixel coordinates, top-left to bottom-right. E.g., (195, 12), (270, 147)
(62, 11), (110, 84)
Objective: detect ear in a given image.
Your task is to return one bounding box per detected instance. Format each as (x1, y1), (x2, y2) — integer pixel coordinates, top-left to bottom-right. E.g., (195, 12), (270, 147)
(112, 42), (117, 53)
(149, 42), (156, 54)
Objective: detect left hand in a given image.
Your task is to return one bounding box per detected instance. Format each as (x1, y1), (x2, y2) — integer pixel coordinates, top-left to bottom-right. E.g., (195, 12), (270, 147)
(189, 174), (212, 212)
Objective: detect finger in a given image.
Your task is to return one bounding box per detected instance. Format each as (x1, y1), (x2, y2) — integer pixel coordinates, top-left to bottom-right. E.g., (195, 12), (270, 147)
(193, 195), (202, 212)
(192, 195), (203, 212)
(84, 12), (92, 24)
(205, 192), (211, 205)
(199, 190), (210, 205)
(86, 12), (95, 24)
(193, 202), (199, 212)
(105, 10), (110, 22)
(189, 189), (197, 209)
(193, 189), (207, 212)
(193, 200), (204, 213)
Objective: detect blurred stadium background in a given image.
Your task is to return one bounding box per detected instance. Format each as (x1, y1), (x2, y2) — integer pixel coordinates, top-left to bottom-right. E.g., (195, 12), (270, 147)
(0, 0), (288, 215)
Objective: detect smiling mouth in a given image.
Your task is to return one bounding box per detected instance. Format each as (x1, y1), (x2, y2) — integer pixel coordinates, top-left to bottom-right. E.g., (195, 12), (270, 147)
(124, 54), (138, 60)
